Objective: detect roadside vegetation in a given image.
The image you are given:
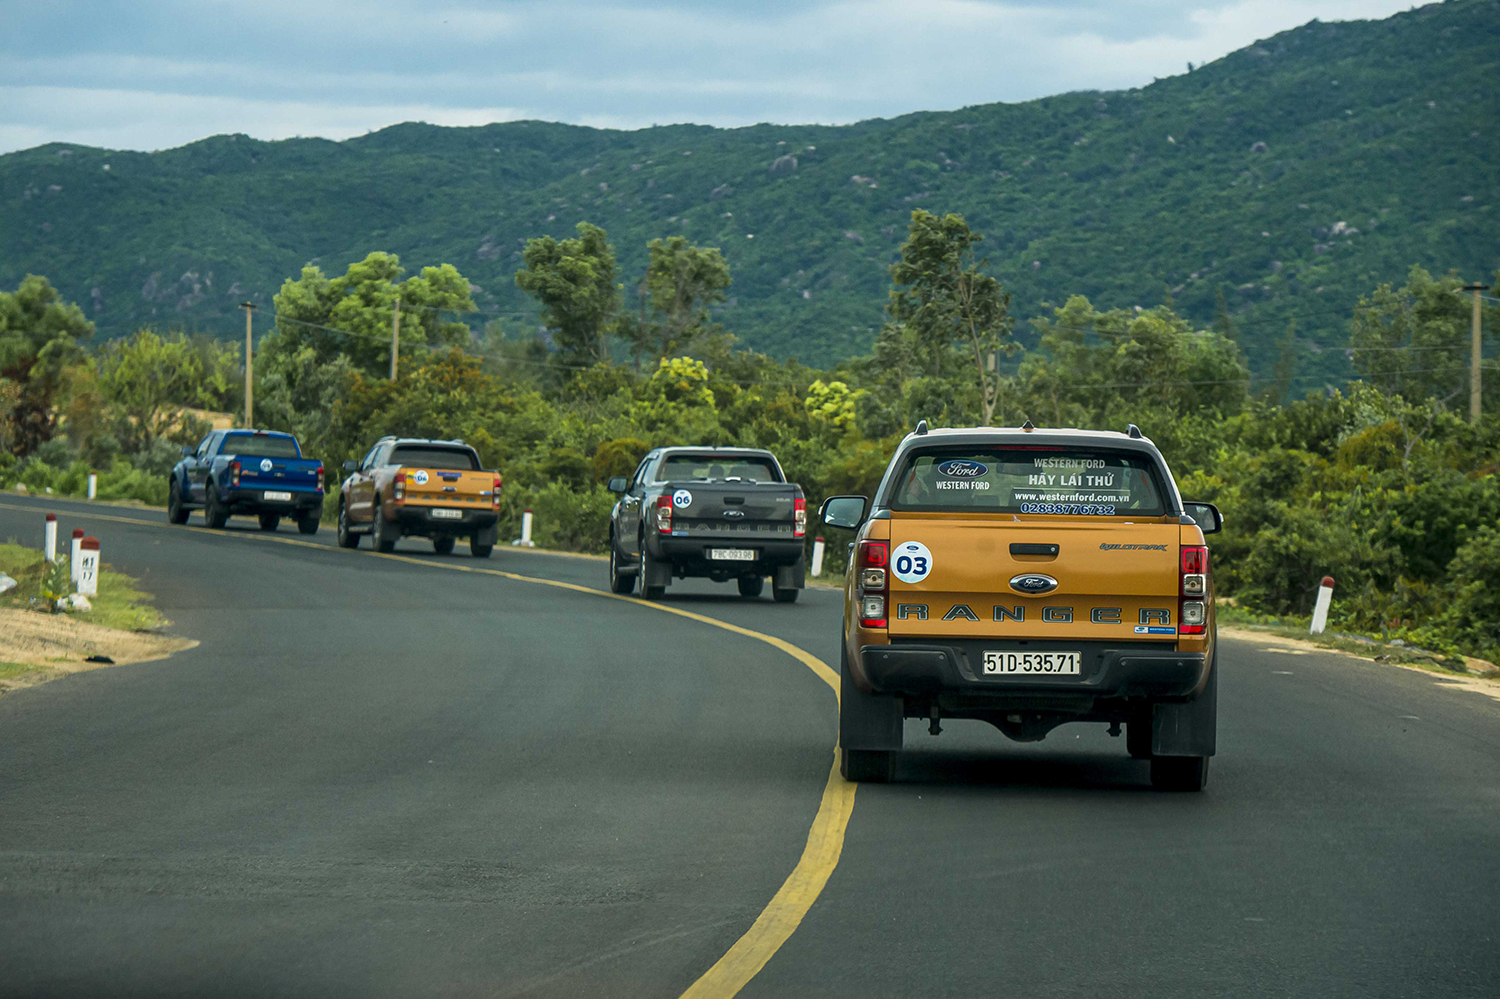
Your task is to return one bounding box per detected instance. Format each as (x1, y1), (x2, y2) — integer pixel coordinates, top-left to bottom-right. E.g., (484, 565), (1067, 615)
(1, 202), (1496, 664)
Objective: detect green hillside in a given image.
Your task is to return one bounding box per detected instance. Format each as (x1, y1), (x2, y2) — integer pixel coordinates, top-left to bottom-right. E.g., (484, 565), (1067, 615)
(1, 0), (1495, 374)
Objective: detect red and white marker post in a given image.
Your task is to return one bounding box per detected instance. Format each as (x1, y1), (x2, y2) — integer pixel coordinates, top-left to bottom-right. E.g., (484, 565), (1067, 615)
(69, 528), (85, 585)
(76, 536), (100, 597)
(1310, 575), (1335, 635)
(44, 513), (57, 562)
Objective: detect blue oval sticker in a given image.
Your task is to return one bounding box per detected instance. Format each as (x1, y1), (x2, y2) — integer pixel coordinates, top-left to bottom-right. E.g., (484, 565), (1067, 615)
(936, 459), (988, 478)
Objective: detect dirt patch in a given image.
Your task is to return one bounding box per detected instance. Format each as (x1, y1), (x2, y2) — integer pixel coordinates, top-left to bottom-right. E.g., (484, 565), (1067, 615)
(0, 608), (195, 695)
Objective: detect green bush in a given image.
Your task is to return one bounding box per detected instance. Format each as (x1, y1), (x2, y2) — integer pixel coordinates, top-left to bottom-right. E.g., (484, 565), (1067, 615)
(1439, 526), (1500, 661)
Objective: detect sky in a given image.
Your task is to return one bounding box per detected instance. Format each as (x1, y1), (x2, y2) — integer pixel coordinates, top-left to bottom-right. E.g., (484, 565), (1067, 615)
(1, 0), (1417, 155)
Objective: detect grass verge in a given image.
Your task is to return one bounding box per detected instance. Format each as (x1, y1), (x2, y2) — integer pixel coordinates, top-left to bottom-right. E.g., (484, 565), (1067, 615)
(0, 542), (167, 631)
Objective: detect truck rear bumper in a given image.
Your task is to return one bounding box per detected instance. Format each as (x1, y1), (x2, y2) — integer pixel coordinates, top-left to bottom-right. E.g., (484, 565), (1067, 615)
(859, 642), (1207, 701)
(395, 506), (498, 537)
(225, 488), (322, 515)
(651, 536), (805, 573)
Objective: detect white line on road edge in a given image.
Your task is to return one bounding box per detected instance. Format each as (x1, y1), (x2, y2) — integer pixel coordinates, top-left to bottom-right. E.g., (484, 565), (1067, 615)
(4, 501), (854, 999)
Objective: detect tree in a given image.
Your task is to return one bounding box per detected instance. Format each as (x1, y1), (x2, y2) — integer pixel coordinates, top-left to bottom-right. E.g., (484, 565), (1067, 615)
(887, 210), (1015, 425)
(267, 252), (476, 377)
(97, 330), (237, 449)
(514, 223), (619, 363)
(0, 275), (94, 454)
(1350, 265), (1495, 405)
(642, 236), (731, 361)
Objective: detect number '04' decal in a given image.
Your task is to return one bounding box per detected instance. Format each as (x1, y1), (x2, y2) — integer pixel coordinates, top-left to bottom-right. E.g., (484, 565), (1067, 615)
(891, 541), (933, 584)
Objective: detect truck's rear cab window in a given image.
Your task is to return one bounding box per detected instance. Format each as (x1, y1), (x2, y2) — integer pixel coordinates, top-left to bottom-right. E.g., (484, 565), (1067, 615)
(657, 455), (782, 483)
(390, 446), (479, 470)
(890, 447), (1167, 516)
(222, 433), (301, 459)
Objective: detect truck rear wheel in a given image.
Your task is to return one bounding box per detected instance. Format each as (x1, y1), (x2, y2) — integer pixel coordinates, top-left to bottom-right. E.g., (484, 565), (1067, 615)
(609, 544), (636, 594)
(336, 500), (360, 549)
(1150, 755), (1210, 792)
(433, 536), (455, 555)
(205, 484), (229, 529)
(258, 513), (281, 532)
(296, 514), (320, 535)
(372, 501), (396, 553)
(167, 480), (189, 524)
(470, 535), (493, 558)
(737, 575), (764, 598)
(772, 585), (799, 603)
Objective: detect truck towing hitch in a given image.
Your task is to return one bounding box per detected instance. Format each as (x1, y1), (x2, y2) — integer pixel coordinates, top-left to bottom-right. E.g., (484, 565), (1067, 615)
(928, 702), (942, 736)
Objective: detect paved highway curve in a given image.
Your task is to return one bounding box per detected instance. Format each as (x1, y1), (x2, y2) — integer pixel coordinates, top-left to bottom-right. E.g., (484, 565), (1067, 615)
(1, 493), (1498, 998)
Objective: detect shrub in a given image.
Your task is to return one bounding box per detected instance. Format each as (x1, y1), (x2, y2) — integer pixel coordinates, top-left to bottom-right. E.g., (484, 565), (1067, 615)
(1439, 526), (1500, 661)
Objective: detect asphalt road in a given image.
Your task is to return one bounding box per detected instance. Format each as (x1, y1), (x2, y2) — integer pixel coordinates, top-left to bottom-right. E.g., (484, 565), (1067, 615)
(1, 494), (1498, 998)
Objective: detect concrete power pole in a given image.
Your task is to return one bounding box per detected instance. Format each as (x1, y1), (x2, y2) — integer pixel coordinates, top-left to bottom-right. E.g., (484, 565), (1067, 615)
(1462, 283), (1489, 424)
(240, 302), (256, 427)
(390, 296), (401, 381)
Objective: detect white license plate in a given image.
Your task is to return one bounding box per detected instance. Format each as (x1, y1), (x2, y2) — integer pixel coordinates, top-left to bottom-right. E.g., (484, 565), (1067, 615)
(983, 651), (1082, 675)
(710, 548), (755, 561)
(430, 508), (463, 520)
(262, 491), (292, 502)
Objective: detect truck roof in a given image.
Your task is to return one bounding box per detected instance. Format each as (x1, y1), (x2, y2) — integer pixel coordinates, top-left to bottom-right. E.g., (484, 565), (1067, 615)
(900, 425), (1156, 446)
(376, 436), (473, 448)
(655, 445), (777, 455)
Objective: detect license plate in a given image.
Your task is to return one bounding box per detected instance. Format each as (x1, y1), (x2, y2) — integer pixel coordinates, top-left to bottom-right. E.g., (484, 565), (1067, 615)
(262, 491), (292, 502)
(983, 651), (1081, 675)
(710, 548), (755, 561)
(430, 508), (463, 520)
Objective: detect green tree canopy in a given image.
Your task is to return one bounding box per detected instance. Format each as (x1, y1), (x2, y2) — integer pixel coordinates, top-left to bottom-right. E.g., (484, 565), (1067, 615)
(514, 223), (619, 363)
(636, 236), (731, 362)
(0, 275), (94, 454)
(97, 329), (238, 449)
(1350, 265), (1498, 405)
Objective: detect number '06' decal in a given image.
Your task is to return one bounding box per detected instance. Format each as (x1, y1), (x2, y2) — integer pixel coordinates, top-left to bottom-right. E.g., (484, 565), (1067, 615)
(891, 541), (933, 584)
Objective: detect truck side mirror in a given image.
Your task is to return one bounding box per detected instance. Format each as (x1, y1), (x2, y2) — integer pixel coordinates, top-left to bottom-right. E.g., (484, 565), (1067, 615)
(342, 460), (359, 473)
(607, 477), (628, 493)
(819, 495), (869, 530)
(1182, 501), (1223, 534)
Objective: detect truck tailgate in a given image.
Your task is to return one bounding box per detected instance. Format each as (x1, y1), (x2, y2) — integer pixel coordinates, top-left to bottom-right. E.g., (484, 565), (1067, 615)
(236, 457), (321, 493)
(886, 514), (1180, 641)
(663, 482), (797, 539)
(402, 468), (495, 509)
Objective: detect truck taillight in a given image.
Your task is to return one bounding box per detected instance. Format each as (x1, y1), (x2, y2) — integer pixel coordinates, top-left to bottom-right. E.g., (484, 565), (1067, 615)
(315, 463), (324, 493)
(655, 495), (673, 534)
(492, 476), (502, 509)
(229, 460), (241, 487)
(856, 539), (888, 628)
(793, 497), (807, 538)
(1180, 544), (1209, 635)
(394, 471), (406, 503)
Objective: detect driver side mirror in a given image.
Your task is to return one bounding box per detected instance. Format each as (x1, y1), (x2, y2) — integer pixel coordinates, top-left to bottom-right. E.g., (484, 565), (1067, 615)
(819, 495), (869, 530)
(181, 445), (194, 457)
(607, 477), (628, 493)
(1183, 501), (1223, 535)
(342, 460), (359, 473)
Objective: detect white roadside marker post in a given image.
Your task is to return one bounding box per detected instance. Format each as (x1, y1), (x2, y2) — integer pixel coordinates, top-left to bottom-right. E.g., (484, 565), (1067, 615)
(811, 536), (825, 577)
(1310, 575), (1335, 635)
(44, 513), (57, 562)
(512, 508), (536, 547)
(87, 473), (97, 500)
(76, 536), (100, 597)
(69, 528), (85, 585)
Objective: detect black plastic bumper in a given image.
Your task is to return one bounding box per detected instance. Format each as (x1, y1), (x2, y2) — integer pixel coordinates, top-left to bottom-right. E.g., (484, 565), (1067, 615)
(225, 488), (322, 515)
(651, 535), (805, 571)
(395, 506), (498, 537)
(859, 641), (1208, 700)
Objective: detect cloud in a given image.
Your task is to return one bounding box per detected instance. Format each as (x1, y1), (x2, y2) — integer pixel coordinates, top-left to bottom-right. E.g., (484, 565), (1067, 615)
(0, 0), (1416, 154)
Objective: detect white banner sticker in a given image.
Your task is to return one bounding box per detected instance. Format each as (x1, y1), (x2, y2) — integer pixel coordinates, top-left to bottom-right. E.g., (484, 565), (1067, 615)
(891, 541), (933, 584)
(672, 489), (693, 509)
(414, 470), (429, 485)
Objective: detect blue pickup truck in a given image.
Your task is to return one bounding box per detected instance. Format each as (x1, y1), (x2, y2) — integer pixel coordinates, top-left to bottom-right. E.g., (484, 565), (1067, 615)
(167, 429), (324, 533)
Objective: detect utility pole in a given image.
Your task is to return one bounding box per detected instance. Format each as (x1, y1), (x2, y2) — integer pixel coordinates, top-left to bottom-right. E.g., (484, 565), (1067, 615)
(390, 296), (401, 381)
(240, 301), (256, 427)
(1462, 283), (1489, 424)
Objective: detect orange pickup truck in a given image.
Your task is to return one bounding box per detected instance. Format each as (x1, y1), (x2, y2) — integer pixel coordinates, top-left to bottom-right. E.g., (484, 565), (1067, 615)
(820, 422), (1222, 791)
(335, 436), (501, 557)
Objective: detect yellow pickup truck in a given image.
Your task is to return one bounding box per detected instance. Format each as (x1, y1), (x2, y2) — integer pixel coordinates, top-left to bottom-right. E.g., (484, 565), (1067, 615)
(820, 422), (1222, 790)
(335, 437), (501, 557)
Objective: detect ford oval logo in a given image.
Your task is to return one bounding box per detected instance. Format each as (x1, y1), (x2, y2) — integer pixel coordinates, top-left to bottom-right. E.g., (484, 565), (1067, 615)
(937, 459), (988, 477)
(723, 509), (745, 518)
(1010, 573), (1058, 595)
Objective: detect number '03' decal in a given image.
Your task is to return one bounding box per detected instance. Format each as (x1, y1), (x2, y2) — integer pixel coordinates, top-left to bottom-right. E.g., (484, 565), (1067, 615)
(891, 541), (933, 584)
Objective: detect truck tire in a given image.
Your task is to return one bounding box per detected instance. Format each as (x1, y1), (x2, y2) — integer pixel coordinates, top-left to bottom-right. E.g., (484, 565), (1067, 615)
(296, 514), (320, 535)
(372, 500), (396, 553)
(1150, 754), (1210, 792)
(167, 480), (189, 524)
(433, 536), (455, 555)
(609, 543), (636, 594)
(470, 534), (494, 559)
(258, 513), (281, 532)
(840, 748), (893, 783)
(205, 483), (229, 529)
(639, 543), (667, 601)
(737, 575), (764, 598)
(771, 585), (799, 604)
(336, 500), (360, 549)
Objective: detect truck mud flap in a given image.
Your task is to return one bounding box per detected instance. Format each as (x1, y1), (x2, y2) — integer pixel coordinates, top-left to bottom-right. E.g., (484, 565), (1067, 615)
(642, 554), (673, 589)
(1151, 656), (1217, 757)
(841, 646), (902, 751)
(773, 556), (805, 591)
(474, 522), (499, 546)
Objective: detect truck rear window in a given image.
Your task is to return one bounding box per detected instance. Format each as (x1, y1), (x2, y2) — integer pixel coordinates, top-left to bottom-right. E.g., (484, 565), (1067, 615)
(889, 447), (1167, 516)
(222, 433), (300, 458)
(390, 446), (479, 470)
(658, 455), (781, 482)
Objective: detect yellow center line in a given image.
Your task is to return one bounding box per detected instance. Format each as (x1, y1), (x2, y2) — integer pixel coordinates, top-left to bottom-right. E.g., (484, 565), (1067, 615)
(3, 499), (854, 997)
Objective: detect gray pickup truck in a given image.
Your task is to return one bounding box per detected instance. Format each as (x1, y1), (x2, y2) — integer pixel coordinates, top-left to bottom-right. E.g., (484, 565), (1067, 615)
(606, 446), (807, 602)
